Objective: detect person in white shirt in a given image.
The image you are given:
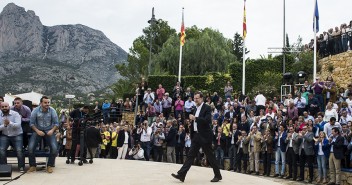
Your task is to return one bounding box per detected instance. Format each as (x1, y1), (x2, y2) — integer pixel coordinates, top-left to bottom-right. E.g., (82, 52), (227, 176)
(128, 143), (144, 160)
(284, 94), (294, 107)
(324, 103), (339, 122)
(117, 125), (131, 160)
(255, 92), (266, 115)
(184, 97), (196, 119)
(339, 110), (352, 125)
(137, 121), (152, 161)
(323, 117), (342, 138)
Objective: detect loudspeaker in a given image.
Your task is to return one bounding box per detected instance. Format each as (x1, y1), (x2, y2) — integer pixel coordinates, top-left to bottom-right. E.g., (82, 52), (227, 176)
(0, 165), (12, 178)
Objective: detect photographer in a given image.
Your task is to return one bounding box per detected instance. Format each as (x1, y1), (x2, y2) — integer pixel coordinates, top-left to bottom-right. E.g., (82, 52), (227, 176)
(137, 120), (152, 161)
(69, 105), (89, 164)
(128, 143), (144, 160)
(153, 127), (165, 162)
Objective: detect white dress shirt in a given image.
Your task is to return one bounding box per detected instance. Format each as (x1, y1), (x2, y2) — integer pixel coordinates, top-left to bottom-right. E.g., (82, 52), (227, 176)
(194, 102), (204, 132)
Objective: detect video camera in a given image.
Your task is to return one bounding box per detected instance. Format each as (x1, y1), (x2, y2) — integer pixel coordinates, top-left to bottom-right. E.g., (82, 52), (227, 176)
(72, 112), (102, 131)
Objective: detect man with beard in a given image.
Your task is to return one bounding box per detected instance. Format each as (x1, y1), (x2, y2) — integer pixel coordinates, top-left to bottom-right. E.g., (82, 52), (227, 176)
(0, 102), (25, 172)
(10, 97), (32, 149)
(27, 96), (59, 173)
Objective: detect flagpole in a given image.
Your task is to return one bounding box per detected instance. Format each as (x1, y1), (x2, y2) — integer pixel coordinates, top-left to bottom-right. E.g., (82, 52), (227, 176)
(178, 44), (183, 83)
(242, 39), (246, 95)
(178, 8), (184, 83)
(313, 0), (317, 81)
(313, 16), (317, 81)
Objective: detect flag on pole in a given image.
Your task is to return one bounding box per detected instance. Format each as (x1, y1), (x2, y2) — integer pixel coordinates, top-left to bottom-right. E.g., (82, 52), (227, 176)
(313, 0), (319, 32)
(243, 0), (247, 39)
(180, 8), (186, 46)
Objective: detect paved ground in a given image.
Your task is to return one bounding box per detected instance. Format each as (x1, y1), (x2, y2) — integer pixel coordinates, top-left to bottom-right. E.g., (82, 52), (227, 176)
(2, 157), (292, 185)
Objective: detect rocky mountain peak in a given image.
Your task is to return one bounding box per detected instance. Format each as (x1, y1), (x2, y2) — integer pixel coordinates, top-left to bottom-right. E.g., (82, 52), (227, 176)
(0, 3), (127, 96)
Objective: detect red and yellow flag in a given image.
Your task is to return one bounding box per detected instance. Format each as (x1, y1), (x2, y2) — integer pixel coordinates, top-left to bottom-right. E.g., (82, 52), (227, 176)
(243, 0), (247, 39)
(180, 8), (186, 46)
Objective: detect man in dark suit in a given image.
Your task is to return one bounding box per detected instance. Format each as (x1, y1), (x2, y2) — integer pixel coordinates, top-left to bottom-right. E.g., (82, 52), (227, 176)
(172, 92), (222, 182)
(85, 123), (102, 159)
(328, 127), (344, 185)
(175, 125), (186, 164)
(297, 125), (315, 183)
(228, 123), (240, 171)
(224, 105), (236, 121)
(117, 125), (132, 159)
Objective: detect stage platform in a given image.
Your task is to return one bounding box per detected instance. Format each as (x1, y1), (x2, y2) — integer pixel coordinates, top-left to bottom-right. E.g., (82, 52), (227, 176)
(4, 157), (288, 185)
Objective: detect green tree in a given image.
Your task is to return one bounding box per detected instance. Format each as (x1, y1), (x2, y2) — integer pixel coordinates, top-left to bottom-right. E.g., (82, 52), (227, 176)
(115, 19), (176, 82)
(155, 27), (236, 75)
(228, 32), (250, 61)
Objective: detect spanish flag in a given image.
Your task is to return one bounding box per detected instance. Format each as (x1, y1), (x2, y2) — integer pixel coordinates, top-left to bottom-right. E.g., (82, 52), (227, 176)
(180, 8), (186, 46)
(243, 0), (247, 39)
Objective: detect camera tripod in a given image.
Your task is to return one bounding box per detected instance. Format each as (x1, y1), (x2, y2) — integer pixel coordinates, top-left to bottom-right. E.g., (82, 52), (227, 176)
(66, 120), (94, 166)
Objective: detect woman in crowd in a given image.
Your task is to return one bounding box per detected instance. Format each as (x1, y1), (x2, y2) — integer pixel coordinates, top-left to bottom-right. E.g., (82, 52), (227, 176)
(324, 102), (339, 122)
(315, 131), (329, 184)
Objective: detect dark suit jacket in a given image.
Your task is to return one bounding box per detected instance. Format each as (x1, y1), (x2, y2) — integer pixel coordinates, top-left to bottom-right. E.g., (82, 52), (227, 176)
(190, 103), (213, 145)
(329, 135), (344, 159)
(213, 133), (227, 150)
(117, 130), (132, 148)
(165, 126), (177, 147)
(301, 131), (315, 156)
(230, 130), (241, 146)
(176, 131), (186, 147)
(85, 127), (102, 148)
(274, 131), (287, 151)
(224, 111), (236, 120)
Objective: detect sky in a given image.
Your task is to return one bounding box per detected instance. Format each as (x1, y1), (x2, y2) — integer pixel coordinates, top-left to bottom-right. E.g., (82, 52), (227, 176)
(0, 0), (351, 59)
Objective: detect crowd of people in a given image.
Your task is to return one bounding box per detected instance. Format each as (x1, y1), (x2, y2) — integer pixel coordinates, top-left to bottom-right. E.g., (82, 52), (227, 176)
(1, 76), (352, 185)
(307, 21), (352, 57)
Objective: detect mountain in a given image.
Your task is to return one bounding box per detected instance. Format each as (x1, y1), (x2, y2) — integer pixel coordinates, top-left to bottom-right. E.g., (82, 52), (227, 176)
(0, 3), (127, 96)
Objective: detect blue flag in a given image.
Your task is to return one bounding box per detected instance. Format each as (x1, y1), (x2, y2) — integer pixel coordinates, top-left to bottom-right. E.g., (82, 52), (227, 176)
(314, 0), (319, 32)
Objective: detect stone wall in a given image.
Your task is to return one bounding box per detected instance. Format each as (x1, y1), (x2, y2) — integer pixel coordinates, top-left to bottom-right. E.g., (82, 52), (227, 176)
(122, 112), (135, 125)
(223, 158), (352, 185)
(319, 51), (352, 88)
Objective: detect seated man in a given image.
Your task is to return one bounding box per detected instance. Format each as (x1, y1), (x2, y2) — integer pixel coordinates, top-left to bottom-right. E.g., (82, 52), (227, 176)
(27, 96), (59, 173)
(0, 102), (25, 172)
(128, 143), (144, 160)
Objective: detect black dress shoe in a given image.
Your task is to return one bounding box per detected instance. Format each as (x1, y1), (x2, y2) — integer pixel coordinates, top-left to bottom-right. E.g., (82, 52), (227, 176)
(210, 176), (222, 182)
(171, 173), (185, 182)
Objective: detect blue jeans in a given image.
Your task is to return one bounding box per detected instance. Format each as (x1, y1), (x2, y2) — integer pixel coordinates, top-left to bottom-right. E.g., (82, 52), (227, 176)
(0, 134), (25, 169)
(275, 148), (286, 175)
(141, 141), (151, 161)
(28, 132), (58, 167)
(215, 146), (224, 169)
(317, 155), (327, 178)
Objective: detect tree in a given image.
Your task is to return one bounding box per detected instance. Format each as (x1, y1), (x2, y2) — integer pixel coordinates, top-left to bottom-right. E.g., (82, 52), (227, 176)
(154, 27), (236, 75)
(115, 19), (176, 82)
(228, 32), (250, 61)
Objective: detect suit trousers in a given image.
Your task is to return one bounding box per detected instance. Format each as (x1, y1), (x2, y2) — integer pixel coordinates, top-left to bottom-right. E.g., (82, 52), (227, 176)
(299, 149), (314, 181)
(167, 146), (176, 163)
(286, 147), (297, 178)
(175, 145), (184, 164)
(249, 147), (259, 172)
(117, 144), (129, 160)
(228, 144), (237, 170)
(236, 148), (248, 173)
(329, 153), (341, 184)
(177, 136), (221, 178)
(262, 151), (272, 176)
